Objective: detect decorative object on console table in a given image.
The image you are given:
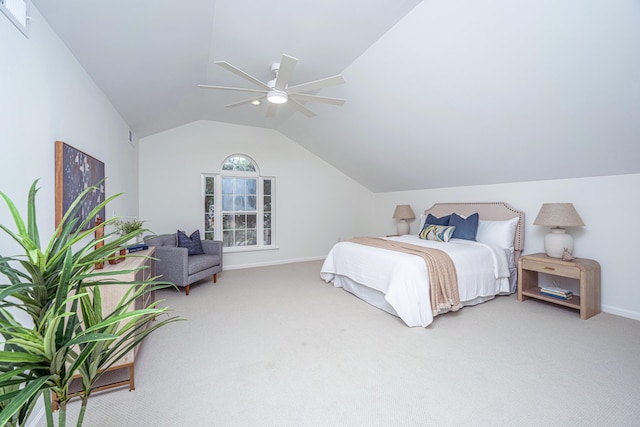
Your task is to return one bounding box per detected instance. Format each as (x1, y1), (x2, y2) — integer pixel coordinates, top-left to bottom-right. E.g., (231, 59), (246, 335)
(392, 204), (415, 236)
(518, 253), (600, 320)
(533, 203), (584, 258)
(94, 216), (104, 269)
(127, 243), (149, 253)
(114, 217), (145, 246)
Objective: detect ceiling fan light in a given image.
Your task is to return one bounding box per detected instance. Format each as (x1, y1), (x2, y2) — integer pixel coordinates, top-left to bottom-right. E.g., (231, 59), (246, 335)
(267, 90), (288, 104)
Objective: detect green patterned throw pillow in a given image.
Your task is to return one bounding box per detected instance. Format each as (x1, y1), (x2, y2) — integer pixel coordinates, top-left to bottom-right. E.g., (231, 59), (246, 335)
(419, 224), (456, 242)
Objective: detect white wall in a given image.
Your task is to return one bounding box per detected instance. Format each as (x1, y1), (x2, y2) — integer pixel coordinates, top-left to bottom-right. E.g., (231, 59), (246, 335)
(0, 5), (140, 246)
(1, 8), (140, 426)
(138, 120), (373, 269)
(373, 173), (640, 320)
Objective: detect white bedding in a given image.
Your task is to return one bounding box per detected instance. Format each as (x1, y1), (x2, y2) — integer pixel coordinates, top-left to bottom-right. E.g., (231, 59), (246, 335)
(320, 235), (512, 327)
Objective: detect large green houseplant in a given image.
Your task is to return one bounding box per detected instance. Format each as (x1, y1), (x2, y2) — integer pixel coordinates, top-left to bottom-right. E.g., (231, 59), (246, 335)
(0, 181), (181, 426)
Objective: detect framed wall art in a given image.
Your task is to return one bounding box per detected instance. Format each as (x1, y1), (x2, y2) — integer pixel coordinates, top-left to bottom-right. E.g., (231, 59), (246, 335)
(55, 141), (105, 231)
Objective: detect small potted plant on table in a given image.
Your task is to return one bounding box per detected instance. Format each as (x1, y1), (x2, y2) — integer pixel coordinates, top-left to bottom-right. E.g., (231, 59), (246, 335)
(112, 218), (145, 262)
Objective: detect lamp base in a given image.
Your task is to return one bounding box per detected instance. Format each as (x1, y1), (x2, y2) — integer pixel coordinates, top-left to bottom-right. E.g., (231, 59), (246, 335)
(397, 220), (409, 236)
(544, 228), (573, 258)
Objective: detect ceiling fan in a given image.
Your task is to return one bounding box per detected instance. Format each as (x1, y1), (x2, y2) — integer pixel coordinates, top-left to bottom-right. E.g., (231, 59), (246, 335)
(199, 54), (346, 118)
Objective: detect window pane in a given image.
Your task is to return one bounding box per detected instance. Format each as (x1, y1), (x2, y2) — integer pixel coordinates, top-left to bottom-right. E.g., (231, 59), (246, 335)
(246, 229), (257, 245)
(246, 196), (256, 211)
(222, 155), (257, 172)
(264, 195), (271, 213)
(223, 230), (234, 246)
(264, 179), (271, 195)
(204, 214), (214, 232)
(222, 195), (234, 211)
(264, 213), (271, 228)
(222, 214), (234, 230)
(205, 176), (215, 194)
(247, 214), (257, 229)
(205, 195), (214, 213)
(204, 231), (215, 241)
(246, 179), (256, 195)
(264, 228), (271, 245)
(222, 178), (233, 194)
(234, 195), (245, 211)
(233, 178), (246, 195)
(235, 214), (246, 229)
(235, 230), (246, 246)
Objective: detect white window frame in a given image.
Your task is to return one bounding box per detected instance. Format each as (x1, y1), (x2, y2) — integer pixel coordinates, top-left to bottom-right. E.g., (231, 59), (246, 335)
(201, 155), (276, 253)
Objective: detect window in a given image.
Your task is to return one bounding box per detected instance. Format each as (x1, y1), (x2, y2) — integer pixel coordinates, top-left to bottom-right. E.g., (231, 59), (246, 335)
(203, 155), (275, 251)
(1, 0), (30, 37)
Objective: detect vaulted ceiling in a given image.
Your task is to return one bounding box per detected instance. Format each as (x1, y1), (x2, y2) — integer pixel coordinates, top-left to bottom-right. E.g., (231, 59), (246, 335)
(32, 0), (640, 192)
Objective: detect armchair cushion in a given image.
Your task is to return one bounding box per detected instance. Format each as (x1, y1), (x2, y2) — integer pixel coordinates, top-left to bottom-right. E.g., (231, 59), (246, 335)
(188, 254), (221, 275)
(177, 230), (204, 255)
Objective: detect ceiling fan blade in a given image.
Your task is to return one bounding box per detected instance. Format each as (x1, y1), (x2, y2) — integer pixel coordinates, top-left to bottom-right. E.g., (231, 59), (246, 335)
(266, 103), (277, 118)
(215, 61), (271, 90)
(290, 93), (346, 106)
(286, 75), (346, 94)
(198, 85), (267, 94)
(274, 54), (297, 90)
(289, 99), (316, 118)
(225, 96), (266, 108)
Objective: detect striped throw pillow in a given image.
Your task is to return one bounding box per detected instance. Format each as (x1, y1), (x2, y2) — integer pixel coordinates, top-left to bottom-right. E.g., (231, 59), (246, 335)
(419, 224), (456, 242)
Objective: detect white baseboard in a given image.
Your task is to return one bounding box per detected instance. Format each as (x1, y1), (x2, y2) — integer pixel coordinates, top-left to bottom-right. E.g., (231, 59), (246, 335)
(602, 304), (640, 321)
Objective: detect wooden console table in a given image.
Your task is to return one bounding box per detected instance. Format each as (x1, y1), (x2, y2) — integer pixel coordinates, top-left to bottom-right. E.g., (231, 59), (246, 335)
(52, 248), (156, 409)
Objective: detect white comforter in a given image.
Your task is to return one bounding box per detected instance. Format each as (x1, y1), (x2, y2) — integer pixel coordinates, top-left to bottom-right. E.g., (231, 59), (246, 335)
(320, 235), (511, 327)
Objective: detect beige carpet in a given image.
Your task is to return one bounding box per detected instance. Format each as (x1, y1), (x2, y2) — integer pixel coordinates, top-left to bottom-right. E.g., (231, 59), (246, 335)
(55, 260), (640, 426)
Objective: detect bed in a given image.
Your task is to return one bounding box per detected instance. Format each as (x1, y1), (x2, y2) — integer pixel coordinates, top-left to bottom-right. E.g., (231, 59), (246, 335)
(320, 202), (525, 327)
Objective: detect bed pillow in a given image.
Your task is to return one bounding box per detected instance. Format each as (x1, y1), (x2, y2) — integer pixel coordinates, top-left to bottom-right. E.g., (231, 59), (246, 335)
(475, 217), (519, 250)
(419, 224), (456, 242)
(426, 214), (451, 226)
(417, 213), (451, 234)
(448, 212), (479, 241)
(177, 230), (205, 255)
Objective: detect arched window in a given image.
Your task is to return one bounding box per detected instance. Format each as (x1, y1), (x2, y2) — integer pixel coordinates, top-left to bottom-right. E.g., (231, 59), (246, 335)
(202, 155), (275, 251)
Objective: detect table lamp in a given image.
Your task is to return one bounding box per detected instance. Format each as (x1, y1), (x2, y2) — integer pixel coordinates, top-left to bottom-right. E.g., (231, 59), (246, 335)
(533, 203), (584, 258)
(392, 205), (415, 235)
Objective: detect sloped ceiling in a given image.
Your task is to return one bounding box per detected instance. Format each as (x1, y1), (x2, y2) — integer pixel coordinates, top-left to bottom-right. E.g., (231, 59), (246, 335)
(32, 0), (640, 192)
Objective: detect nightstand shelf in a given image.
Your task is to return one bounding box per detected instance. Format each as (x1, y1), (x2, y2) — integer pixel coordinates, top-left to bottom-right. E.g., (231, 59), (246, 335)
(520, 286), (581, 310)
(518, 253), (600, 319)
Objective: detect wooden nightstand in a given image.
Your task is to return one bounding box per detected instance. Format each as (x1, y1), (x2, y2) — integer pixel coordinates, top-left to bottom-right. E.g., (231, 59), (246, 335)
(518, 253), (601, 320)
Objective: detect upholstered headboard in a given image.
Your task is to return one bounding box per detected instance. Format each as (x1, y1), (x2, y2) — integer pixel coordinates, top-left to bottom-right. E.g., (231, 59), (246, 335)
(423, 202), (525, 261)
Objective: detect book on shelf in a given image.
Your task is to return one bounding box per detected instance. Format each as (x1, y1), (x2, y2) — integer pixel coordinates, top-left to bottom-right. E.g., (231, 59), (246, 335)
(540, 286), (573, 296)
(539, 286), (573, 300)
(127, 243), (149, 253)
(540, 291), (573, 300)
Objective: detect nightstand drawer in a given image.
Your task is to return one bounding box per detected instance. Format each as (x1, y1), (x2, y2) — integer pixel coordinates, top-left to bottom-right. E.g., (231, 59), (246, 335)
(521, 258), (580, 279)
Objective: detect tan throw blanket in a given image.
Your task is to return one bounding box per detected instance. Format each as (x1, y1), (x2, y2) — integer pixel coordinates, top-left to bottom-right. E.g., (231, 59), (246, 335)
(349, 237), (462, 316)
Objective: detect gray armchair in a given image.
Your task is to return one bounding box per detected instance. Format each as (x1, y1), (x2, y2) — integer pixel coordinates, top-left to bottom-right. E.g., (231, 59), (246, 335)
(144, 233), (223, 296)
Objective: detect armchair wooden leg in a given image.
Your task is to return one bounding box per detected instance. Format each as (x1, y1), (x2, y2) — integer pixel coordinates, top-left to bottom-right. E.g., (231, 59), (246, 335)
(185, 285), (190, 296)
(213, 273), (217, 284)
